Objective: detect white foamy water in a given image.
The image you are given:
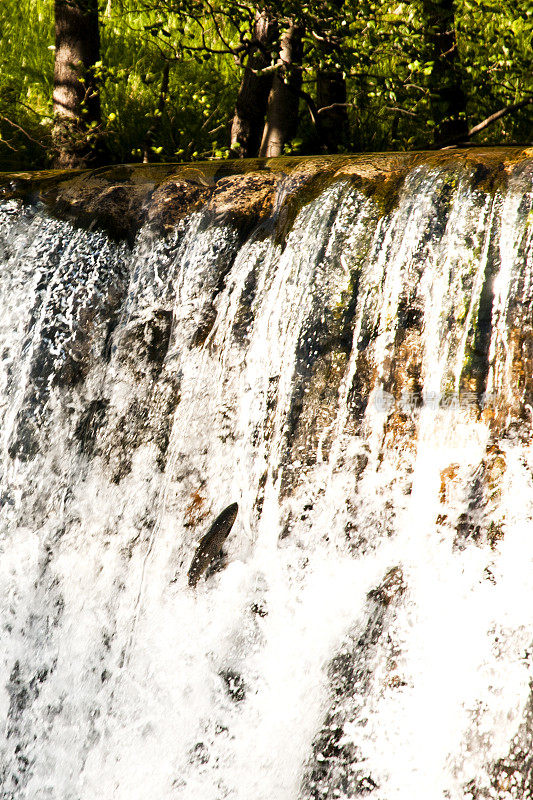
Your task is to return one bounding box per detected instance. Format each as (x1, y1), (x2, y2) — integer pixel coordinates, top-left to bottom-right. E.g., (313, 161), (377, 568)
(1, 158), (533, 800)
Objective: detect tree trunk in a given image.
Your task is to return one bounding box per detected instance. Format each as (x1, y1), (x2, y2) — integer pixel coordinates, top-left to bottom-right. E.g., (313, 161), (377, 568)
(230, 11), (278, 158)
(317, 69), (348, 152)
(259, 24), (303, 158)
(422, 0), (468, 145)
(316, 0), (348, 153)
(53, 0), (102, 167)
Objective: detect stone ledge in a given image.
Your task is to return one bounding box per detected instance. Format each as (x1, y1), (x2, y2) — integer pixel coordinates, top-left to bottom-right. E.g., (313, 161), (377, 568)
(0, 147), (530, 244)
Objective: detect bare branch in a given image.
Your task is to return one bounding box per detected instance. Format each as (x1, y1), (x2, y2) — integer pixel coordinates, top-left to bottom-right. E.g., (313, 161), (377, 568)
(383, 106), (418, 117)
(317, 101), (351, 115)
(439, 95), (533, 147)
(0, 115), (48, 148)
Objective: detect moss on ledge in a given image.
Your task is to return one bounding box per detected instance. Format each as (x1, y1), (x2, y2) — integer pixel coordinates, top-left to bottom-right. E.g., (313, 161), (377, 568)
(0, 147), (531, 244)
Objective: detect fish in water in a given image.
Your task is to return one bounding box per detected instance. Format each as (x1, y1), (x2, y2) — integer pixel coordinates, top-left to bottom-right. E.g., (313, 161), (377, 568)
(188, 502), (238, 587)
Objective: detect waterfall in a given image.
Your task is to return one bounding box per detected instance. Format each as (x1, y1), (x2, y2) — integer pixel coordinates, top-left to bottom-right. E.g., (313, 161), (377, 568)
(1, 151), (533, 799)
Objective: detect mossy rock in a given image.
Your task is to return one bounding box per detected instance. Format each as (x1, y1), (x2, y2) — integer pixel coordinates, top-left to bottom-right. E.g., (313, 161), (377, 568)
(1, 147), (531, 245)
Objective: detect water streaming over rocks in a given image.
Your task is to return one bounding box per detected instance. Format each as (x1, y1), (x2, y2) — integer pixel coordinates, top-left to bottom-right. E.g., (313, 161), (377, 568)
(1, 151), (533, 799)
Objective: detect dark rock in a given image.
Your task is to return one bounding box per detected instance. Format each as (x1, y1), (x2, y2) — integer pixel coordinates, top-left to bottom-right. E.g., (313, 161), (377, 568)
(301, 566), (406, 798)
(220, 669), (246, 702)
(74, 399), (109, 456)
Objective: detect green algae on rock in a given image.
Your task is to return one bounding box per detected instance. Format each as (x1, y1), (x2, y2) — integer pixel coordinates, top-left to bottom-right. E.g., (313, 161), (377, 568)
(1, 147), (531, 244)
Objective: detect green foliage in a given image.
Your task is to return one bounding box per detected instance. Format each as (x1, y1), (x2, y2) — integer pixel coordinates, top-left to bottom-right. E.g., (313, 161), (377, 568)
(0, 0), (54, 168)
(97, 6), (238, 163)
(459, 0), (533, 142)
(0, 0), (531, 169)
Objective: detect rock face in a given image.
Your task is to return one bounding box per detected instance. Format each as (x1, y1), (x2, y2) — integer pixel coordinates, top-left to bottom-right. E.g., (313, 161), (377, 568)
(302, 567), (406, 799)
(0, 149), (533, 800)
(3, 148), (529, 244)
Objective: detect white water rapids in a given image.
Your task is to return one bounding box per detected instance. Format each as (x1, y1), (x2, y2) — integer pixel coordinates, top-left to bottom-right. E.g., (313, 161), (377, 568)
(1, 158), (533, 799)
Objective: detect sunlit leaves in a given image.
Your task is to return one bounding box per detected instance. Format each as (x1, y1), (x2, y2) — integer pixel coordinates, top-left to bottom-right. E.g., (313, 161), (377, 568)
(0, 0), (531, 168)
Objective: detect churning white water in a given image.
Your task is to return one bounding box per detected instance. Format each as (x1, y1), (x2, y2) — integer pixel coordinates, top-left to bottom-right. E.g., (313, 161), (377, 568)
(1, 157), (533, 800)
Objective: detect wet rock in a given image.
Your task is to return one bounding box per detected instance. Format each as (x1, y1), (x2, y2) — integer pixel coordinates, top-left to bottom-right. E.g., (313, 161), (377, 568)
(46, 178), (149, 244)
(453, 443), (507, 550)
(7, 405), (42, 460)
(387, 325), (423, 404)
(382, 408), (417, 456)
(209, 172), (278, 234)
(282, 349), (349, 496)
(98, 368), (180, 483)
(86, 308), (180, 482)
(347, 350), (376, 421)
(231, 266), (258, 346)
(118, 309), (173, 378)
(459, 234), (499, 403)
(251, 601), (268, 618)
(301, 566), (405, 798)
(74, 399), (110, 456)
(5, 228), (128, 464)
(2, 149), (528, 248)
(146, 179), (211, 234)
(183, 489), (209, 528)
(465, 689), (533, 799)
(280, 252), (360, 497)
(190, 306), (218, 348)
(440, 463), (460, 504)
(497, 325), (533, 433)
(189, 741), (210, 765)
(220, 669), (246, 702)
(367, 566), (406, 607)
(2, 661), (51, 797)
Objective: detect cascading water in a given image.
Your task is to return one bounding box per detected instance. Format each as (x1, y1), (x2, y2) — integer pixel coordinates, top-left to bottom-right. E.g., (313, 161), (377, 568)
(0, 151), (533, 800)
